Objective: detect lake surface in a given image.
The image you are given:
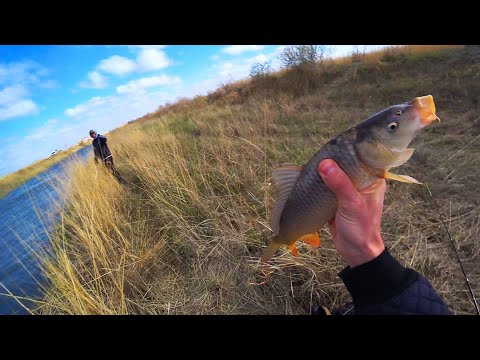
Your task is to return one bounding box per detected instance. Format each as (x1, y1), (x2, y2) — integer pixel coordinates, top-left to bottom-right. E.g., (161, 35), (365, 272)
(0, 146), (92, 314)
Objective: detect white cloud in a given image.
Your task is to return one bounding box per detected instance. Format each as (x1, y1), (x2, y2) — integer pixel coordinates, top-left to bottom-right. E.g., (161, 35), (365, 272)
(222, 45), (264, 55)
(266, 46), (287, 69)
(136, 48), (170, 71)
(174, 48), (279, 99)
(25, 119), (59, 141)
(57, 91), (179, 151)
(215, 49), (281, 80)
(128, 45), (166, 50)
(0, 99), (38, 121)
(0, 60), (50, 86)
(329, 45), (389, 59)
(251, 54), (268, 63)
(0, 60), (54, 122)
(98, 55), (137, 76)
(185, 47), (285, 97)
(65, 96), (109, 117)
(116, 74), (181, 94)
(0, 85), (39, 121)
(97, 48), (171, 75)
(38, 79), (59, 89)
(63, 88), (179, 134)
(217, 62), (235, 77)
(211, 54), (219, 61)
(80, 47), (173, 88)
(0, 85), (29, 105)
(79, 71), (108, 89)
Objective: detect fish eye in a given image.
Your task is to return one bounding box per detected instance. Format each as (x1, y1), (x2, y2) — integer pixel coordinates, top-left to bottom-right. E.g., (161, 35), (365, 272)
(387, 122), (398, 131)
(395, 110), (402, 116)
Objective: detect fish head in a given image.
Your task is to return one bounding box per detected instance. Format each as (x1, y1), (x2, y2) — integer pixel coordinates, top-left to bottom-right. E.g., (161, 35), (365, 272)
(354, 95), (440, 170)
(360, 95), (439, 151)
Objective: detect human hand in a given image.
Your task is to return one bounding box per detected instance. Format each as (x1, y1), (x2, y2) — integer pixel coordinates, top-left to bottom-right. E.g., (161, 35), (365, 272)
(318, 159), (386, 268)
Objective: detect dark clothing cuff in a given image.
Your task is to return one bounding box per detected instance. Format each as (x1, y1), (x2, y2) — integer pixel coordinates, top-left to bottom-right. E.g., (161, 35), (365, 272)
(338, 248), (419, 307)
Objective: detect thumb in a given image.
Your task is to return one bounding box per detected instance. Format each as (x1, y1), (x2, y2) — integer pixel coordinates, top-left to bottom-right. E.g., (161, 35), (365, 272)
(318, 159), (359, 204)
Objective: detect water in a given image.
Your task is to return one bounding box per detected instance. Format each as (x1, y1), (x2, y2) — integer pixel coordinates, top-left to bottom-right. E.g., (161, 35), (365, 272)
(0, 146), (92, 314)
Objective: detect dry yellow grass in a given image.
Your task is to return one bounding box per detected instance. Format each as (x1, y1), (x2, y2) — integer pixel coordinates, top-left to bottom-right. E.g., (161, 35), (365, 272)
(32, 46), (479, 315)
(333, 45), (465, 64)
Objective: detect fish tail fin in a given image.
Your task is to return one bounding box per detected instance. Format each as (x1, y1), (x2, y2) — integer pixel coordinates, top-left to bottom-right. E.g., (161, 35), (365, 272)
(260, 242), (282, 263)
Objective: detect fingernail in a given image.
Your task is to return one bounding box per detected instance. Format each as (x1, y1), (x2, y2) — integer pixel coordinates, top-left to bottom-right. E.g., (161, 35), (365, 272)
(319, 161), (336, 176)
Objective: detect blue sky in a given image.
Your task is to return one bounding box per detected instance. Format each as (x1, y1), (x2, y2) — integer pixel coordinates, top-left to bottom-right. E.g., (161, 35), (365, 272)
(0, 45), (387, 177)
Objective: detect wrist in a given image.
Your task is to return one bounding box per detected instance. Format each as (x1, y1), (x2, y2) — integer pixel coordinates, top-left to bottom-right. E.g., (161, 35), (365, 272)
(345, 232), (385, 268)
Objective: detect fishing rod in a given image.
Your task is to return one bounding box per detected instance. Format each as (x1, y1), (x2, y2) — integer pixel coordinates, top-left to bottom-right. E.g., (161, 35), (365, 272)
(425, 183), (480, 315)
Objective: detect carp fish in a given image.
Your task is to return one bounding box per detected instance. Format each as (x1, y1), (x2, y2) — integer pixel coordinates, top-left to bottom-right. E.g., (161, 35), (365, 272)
(261, 95), (440, 263)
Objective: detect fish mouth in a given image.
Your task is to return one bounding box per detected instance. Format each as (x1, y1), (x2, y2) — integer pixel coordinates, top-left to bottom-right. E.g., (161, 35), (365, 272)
(412, 95), (441, 127)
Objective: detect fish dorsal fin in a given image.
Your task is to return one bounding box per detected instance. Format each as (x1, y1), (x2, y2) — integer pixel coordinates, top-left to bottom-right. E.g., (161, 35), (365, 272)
(271, 166), (303, 235)
(388, 148), (415, 169)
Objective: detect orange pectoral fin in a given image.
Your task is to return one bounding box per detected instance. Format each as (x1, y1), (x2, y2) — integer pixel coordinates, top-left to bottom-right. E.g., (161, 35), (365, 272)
(288, 243), (299, 257)
(298, 232), (321, 248)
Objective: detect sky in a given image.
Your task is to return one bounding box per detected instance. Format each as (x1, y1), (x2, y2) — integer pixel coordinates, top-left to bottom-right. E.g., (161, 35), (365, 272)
(0, 45), (388, 177)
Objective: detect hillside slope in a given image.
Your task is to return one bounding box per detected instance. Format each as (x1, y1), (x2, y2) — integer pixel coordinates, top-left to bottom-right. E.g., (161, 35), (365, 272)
(34, 46), (479, 315)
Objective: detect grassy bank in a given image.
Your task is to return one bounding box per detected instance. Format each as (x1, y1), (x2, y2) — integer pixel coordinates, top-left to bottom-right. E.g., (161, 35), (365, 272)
(0, 143), (89, 199)
(33, 46), (479, 314)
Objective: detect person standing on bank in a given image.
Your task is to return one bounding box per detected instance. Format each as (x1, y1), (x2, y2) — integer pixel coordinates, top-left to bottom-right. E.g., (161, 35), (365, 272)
(89, 129), (124, 183)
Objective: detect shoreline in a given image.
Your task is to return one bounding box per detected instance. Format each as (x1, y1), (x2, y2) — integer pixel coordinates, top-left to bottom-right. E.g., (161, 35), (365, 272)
(0, 143), (89, 199)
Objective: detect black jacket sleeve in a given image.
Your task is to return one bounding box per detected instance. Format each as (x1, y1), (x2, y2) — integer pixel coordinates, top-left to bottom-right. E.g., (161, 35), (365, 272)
(338, 248), (452, 315)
